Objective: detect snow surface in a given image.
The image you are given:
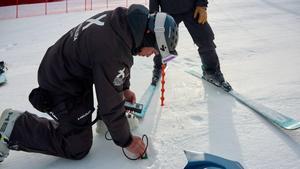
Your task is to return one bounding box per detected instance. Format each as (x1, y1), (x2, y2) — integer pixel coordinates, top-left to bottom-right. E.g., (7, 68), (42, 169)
(1, 0), (300, 168)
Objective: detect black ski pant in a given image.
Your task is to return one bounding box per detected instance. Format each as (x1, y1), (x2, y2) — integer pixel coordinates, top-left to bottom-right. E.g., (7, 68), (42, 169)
(153, 10), (221, 73)
(8, 90), (95, 160)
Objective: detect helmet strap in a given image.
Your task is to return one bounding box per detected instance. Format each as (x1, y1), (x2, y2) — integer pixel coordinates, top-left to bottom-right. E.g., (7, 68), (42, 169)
(154, 13), (177, 63)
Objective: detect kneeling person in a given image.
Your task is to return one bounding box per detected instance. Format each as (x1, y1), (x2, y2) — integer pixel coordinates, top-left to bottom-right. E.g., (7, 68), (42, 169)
(0, 4), (178, 162)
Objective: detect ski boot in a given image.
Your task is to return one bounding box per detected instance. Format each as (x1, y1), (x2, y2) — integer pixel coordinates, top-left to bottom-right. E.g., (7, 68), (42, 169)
(0, 109), (22, 162)
(96, 112), (139, 135)
(202, 70), (232, 92)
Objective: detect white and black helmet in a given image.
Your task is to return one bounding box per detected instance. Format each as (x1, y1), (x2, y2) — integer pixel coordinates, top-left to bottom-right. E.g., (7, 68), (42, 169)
(127, 5), (178, 60)
(148, 12), (179, 63)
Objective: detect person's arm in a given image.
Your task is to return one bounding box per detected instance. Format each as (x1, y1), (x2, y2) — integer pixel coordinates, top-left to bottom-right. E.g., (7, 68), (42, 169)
(93, 62), (146, 157)
(122, 71), (137, 103)
(93, 63), (133, 147)
(123, 72), (130, 91)
(195, 0), (208, 7)
(123, 89), (136, 103)
(88, 14), (145, 155)
(149, 0), (160, 13)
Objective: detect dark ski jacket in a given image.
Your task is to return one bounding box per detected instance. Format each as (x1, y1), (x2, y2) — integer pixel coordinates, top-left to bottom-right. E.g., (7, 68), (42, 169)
(149, 0), (208, 14)
(38, 5), (148, 147)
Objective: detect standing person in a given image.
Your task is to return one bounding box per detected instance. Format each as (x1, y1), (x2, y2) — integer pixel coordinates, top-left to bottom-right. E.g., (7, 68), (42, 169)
(0, 4), (178, 162)
(149, 0), (231, 91)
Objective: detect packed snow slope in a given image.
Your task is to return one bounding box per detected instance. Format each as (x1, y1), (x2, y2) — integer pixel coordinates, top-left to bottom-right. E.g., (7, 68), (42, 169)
(1, 0), (300, 168)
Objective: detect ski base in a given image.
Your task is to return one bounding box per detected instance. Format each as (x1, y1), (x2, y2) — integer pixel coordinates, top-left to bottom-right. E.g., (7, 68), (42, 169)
(132, 85), (156, 118)
(186, 69), (300, 130)
(184, 150), (244, 169)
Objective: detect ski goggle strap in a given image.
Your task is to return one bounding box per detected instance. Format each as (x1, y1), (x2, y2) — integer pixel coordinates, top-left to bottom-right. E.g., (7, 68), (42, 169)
(154, 13), (177, 64)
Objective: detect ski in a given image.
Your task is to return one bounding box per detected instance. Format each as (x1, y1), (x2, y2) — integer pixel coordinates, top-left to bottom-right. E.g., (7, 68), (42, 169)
(132, 84), (157, 118)
(186, 69), (300, 130)
(184, 150), (244, 169)
(132, 65), (168, 118)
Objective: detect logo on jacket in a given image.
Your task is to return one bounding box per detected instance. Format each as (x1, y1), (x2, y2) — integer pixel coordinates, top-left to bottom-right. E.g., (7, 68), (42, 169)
(113, 68), (126, 86)
(72, 14), (107, 41)
(83, 14), (107, 30)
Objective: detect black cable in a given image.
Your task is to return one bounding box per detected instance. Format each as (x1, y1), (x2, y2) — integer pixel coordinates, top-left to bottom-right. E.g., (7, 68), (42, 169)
(104, 131), (149, 160)
(104, 130), (113, 140)
(122, 134), (148, 160)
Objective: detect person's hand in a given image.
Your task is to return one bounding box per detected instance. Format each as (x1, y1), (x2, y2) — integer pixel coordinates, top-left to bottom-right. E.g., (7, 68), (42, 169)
(194, 6), (207, 24)
(123, 89), (136, 103)
(126, 135), (146, 158)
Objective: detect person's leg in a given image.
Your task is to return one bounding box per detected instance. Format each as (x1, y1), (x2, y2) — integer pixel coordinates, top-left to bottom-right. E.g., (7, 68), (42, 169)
(182, 11), (231, 89)
(182, 11), (220, 73)
(9, 111), (93, 159)
(1, 90), (95, 161)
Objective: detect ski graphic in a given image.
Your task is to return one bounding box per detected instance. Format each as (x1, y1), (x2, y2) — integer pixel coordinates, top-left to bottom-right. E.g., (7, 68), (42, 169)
(132, 84), (157, 118)
(186, 69), (300, 130)
(184, 150), (244, 169)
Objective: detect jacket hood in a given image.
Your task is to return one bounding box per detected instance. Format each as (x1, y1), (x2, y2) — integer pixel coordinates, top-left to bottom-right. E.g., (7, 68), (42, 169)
(127, 4), (149, 49)
(109, 7), (134, 51)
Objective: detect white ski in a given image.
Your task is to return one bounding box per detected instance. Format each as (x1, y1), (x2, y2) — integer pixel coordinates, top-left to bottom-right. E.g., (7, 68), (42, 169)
(186, 69), (300, 130)
(132, 85), (156, 118)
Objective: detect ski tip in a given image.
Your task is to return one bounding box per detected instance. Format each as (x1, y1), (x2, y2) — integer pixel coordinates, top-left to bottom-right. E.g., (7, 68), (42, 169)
(184, 150), (205, 162)
(281, 122), (300, 130)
